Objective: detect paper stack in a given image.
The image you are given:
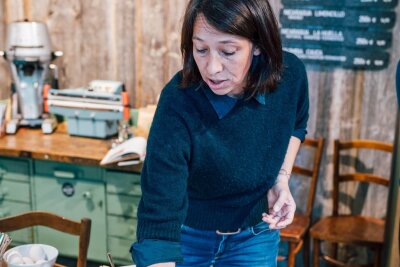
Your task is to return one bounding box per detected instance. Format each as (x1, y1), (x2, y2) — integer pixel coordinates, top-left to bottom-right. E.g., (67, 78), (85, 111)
(0, 232), (12, 259)
(100, 136), (147, 166)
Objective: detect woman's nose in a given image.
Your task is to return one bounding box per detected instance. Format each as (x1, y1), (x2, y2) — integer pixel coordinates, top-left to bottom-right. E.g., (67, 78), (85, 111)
(206, 53), (223, 75)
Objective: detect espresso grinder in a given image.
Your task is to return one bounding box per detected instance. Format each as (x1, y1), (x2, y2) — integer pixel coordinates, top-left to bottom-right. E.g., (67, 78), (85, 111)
(0, 21), (62, 134)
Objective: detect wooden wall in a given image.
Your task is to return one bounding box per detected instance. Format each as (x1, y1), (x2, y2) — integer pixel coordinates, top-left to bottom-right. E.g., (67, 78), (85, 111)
(0, 0), (398, 265)
(0, 0), (187, 107)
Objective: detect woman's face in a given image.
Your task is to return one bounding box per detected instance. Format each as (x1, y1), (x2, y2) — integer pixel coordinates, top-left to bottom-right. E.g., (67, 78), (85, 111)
(192, 14), (260, 97)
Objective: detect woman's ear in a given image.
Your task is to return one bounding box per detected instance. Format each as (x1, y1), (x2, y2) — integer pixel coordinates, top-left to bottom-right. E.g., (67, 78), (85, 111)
(253, 46), (261, 56)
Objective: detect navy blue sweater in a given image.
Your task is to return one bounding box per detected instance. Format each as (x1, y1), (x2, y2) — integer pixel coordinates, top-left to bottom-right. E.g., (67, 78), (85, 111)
(132, 52), (308, 265)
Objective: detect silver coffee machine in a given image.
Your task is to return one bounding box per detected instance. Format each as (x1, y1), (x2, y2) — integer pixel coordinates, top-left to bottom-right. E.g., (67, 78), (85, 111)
(0, 20), (62, 134)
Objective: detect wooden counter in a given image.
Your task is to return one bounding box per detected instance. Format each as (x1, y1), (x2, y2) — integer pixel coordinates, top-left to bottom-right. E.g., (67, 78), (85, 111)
(0, 125), (142, 172)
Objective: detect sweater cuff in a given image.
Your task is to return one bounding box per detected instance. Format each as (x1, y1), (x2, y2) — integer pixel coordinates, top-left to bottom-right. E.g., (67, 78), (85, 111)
(292, 128), (307, 142)
(130, 239), (183, 267)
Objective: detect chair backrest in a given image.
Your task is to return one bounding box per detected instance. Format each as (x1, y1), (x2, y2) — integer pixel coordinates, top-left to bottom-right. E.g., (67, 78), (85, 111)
(333, 139), (393, 216)
(292, 137), (324, 219)
(0, 211), (91, 267)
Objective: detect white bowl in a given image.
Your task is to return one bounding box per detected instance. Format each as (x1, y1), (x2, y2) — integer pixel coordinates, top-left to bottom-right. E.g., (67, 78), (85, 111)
(2, 244), (58, 267)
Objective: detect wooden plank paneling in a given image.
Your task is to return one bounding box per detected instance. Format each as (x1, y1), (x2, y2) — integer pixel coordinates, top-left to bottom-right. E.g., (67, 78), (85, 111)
(269, 0), (282, 18)
(40, 0), (83, 88)
(114, 0), (136, 106)
(136, 0), (166, 106)
(80, 0), (110, 84)
(0, 0), (26, 100)
(29, 0), (50, 21)
(5, 0), (24, 22)
(0, 0), (10, 100)
(165, 0), (187, 83)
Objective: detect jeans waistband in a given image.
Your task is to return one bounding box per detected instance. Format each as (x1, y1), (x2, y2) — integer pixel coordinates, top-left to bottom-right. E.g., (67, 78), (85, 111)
(184, 221), (271, 236)
(215, 228), (242, 235)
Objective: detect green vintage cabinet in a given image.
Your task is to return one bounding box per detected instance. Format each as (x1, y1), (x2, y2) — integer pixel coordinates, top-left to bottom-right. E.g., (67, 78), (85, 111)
(0, 156), (142, 265)
(0, 157), (33, 245)
(0, 129), (144, 265)
(33, 160), (107, 262)
(105, 170), (141, 264)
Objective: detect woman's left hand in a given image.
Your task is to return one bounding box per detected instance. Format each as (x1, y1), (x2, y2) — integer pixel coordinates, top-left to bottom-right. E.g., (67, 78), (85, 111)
(262, 174), (296, 229)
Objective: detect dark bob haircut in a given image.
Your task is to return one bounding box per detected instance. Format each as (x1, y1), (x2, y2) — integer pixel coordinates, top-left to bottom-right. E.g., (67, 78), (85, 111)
(180, 0), (283, 96)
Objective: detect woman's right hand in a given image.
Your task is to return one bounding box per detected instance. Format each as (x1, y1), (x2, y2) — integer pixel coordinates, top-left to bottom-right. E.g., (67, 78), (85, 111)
(263, 174), (296, 229)
(149, 262), (175, 267)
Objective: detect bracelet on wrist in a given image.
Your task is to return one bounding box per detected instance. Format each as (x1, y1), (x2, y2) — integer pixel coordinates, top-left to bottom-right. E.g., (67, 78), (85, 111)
(277, 169), (291, 183)
(278, 168), (291, 177)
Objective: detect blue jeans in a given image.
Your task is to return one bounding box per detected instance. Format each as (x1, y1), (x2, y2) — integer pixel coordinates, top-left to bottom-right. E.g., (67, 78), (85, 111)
(177, 221), (280, 267)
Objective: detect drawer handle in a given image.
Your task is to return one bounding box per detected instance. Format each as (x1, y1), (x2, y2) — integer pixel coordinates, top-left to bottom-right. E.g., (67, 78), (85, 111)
(82, 191), (92, 200)
(53, 170), (76, 179)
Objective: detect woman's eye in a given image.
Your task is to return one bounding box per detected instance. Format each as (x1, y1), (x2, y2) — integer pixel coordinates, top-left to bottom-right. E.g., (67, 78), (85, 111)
(195, 48), (207, 54)
(222, 51), (235, 56)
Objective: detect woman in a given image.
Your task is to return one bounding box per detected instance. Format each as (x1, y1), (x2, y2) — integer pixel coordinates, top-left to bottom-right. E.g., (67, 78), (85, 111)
(131, 0), (309, 266)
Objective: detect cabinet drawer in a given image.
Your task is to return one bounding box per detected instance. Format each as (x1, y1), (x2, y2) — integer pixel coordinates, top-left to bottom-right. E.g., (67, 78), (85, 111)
(0, 157), (30, 182)
(108, 215), (137, 239)
(107, 194), (140, 218)
(34, 176), (107, 261)
(108, 236), (133, 264)
(0, 200), (31, 218)
(106, 171), (141, 196)
(0, 201), (33, 243)
(5, 227), (33, 244)
(0, 179), (30, 202)
(34, 160), (102, 181)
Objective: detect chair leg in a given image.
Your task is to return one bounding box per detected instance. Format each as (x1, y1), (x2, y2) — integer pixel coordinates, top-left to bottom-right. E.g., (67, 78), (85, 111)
(330, 242), (338, 260)
(303, 234), (310, 267)
(373, 247), (381, 267)
(287, 242), (296, 267)
(312, 238), (320, 267)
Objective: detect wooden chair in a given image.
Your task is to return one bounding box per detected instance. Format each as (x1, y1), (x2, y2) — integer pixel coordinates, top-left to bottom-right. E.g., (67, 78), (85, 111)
(310, 139), (393, 267)
(278, 137), (325, 267)
(0, 211), (91, 267)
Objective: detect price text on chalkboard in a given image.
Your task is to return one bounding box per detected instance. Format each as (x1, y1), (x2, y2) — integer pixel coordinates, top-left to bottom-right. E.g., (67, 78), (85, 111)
(280, 0), (398, 70)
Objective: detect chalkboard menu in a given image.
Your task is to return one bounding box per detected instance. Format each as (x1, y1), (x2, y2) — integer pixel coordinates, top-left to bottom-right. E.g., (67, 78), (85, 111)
(280, 0), (398, 70)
